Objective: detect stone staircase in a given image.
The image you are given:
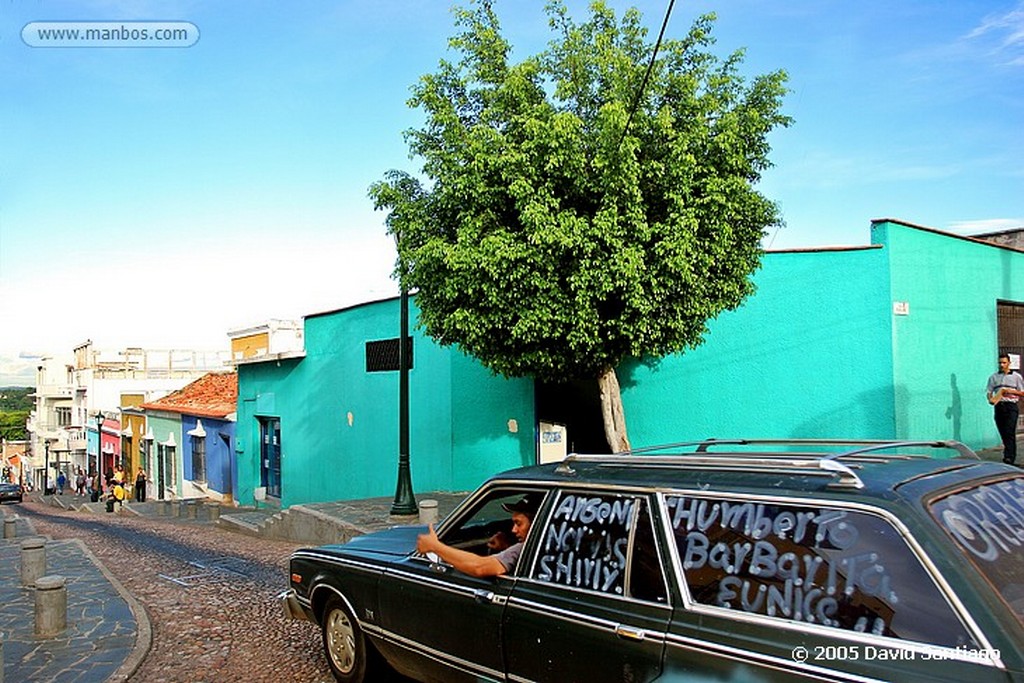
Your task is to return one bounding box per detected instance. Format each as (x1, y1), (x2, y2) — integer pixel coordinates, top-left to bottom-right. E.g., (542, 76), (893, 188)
(217, 504), (370, 546)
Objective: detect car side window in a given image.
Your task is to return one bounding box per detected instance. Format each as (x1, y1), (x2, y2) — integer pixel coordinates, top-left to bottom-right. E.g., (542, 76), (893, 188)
(529, 490), (667, 603)
(664, 494), (979, 649)
(438, 489), (541, 557)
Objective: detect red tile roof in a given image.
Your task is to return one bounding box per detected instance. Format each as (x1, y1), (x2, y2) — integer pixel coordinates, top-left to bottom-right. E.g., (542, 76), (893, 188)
(140, 372), (237, 418)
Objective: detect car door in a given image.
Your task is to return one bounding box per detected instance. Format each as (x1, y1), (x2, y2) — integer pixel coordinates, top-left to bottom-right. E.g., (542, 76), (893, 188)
(658, 491), (1011, 682)
(376, 488), (546, 683)
(503, 489), (672, 683)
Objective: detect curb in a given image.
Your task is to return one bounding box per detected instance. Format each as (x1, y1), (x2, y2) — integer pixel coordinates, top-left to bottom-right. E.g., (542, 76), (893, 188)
(78, 537), (153, 683)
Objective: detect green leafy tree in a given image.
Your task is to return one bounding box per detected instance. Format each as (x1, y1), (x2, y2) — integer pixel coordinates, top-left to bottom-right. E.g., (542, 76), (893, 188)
(0, 411), (29, 441)
(370, 0), (790, 451)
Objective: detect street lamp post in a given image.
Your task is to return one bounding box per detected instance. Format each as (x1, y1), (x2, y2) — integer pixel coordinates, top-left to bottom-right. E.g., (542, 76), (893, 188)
(390, 285), (418, 515)
(94, 412), (104, 479)
(43, 439), (51, 495)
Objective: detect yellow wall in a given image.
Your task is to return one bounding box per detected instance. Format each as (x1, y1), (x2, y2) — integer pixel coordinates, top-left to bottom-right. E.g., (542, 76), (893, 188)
(231, 333), (270, 360)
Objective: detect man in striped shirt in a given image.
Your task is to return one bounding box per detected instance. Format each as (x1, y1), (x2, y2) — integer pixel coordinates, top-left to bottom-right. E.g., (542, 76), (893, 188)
(987, 352), (1024, 465)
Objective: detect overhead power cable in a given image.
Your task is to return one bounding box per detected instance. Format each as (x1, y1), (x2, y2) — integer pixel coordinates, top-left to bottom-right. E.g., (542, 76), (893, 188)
(616, 0), (676, 153)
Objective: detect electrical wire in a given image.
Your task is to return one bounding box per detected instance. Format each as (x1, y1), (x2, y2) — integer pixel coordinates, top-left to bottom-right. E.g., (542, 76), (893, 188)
(616, 0), (676, 153)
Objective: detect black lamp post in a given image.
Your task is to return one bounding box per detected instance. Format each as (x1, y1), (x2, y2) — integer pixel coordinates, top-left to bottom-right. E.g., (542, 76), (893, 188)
(43, 439), (51, 494)
(390, 284), (418, 515)
(94, 412), (104, 478)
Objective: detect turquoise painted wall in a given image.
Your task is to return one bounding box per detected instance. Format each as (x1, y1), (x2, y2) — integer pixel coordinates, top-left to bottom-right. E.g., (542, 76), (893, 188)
(236, 298), (535, 508)
(873, 220), (1024, 449)
(450, 352), (536, 488)
(621, 246), (896, 444)
(146, 413), (181, 494)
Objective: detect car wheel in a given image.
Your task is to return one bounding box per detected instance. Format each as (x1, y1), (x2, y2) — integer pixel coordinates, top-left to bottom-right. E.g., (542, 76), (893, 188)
(321, 595), (368, 683)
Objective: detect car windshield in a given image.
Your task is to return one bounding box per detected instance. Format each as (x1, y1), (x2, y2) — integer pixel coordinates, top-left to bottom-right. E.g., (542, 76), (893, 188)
(928, 475), (1024, 627)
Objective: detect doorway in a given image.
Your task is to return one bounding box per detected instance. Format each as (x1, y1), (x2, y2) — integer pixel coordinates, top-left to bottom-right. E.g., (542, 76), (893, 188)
(997, 300), (1024, 431)
(260, 418), (281, 499)
(535, 379), (610, 457)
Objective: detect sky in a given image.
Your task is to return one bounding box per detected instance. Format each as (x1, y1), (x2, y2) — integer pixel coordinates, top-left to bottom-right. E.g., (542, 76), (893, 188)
(2, 0), (1022, 385)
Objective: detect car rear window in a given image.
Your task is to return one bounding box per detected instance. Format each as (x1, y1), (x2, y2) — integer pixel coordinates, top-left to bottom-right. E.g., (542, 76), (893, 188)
(929, 475), (1024, 627)
(665, 493), (980, 649)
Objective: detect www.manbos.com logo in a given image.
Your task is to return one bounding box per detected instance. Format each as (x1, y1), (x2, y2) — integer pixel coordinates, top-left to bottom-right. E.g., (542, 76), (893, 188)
(22, 21), (199, 48)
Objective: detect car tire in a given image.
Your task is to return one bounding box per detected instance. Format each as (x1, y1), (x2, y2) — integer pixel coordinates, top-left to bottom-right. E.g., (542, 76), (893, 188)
(321, 595), (370, 683)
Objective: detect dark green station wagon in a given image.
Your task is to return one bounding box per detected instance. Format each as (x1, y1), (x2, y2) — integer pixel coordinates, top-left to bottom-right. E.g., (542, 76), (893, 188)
(282, 439), (1024, 682)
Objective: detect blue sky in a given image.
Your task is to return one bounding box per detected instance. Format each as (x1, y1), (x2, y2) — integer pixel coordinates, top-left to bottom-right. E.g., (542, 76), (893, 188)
(1, 0), (1022, 384)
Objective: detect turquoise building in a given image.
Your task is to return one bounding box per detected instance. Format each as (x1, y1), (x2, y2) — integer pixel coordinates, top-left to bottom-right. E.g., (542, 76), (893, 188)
(622, 219), (1024, 450)
(235, 219), (1023, 508)
(234, 297), (536, 508)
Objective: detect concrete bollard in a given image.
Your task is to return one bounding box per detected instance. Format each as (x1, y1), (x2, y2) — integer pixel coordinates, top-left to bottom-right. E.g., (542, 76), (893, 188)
(34, 575), (67, 636)
(21, 538), (46, 587)
(419, 499), (439, 525)
(185, 500), (198, 519)
(206, 502), (220, 521)
(3, 517), (16, 539)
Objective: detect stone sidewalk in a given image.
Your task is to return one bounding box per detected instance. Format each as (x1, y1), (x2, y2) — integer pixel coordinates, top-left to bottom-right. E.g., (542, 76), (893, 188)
(0, 509), (151, 683)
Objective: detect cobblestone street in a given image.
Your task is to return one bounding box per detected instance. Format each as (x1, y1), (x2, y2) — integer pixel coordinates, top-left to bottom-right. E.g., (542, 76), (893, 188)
(18, 499), (335, 683)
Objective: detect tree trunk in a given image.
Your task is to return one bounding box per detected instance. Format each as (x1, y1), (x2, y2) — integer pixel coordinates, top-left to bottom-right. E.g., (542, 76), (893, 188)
(598, 366), (631, 453)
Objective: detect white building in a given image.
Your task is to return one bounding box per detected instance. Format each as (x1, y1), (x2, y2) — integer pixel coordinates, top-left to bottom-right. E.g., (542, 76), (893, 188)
(26, 340), (229, 490)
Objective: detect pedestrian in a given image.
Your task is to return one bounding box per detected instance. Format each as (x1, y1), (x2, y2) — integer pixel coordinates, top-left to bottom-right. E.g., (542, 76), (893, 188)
(135, 467), (147, 503)
(90, 471), (103, 503)
(987, 352), (1024, 465)
(56, 470), (67, 495)
(75, 468), (86, 496)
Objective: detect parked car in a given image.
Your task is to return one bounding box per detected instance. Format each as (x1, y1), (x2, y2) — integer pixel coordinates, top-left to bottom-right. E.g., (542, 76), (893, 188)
(0, 482), (23, 504)
(282, 439), (1024, 682)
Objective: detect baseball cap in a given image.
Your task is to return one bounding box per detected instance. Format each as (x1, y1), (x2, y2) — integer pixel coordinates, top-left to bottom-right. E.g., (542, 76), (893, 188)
(502, 494), (539, 518)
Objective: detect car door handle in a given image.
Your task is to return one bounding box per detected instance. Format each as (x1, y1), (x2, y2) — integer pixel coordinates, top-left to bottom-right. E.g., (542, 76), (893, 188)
(474, 589), (496, 604)
(615, 625), (646, 642)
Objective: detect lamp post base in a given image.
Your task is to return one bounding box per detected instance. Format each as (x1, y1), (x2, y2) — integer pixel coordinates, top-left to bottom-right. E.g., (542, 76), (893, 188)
(390, 455), (418, 516)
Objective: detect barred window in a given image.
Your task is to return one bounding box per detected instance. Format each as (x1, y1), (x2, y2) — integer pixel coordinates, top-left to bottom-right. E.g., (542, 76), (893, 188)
(365, 338), (413, 372)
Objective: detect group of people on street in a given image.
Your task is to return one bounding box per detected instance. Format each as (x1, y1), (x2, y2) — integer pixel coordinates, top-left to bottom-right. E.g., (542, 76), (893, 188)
(48, 464), (149, 509)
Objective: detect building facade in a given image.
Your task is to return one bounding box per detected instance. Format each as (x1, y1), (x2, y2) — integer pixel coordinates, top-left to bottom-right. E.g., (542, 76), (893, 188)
(234, 298), (536, 509)
(620, 219), (1024, 450)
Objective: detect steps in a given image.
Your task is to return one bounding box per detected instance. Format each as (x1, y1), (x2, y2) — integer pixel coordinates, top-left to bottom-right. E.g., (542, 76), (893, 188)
(219, 505), (363, 546)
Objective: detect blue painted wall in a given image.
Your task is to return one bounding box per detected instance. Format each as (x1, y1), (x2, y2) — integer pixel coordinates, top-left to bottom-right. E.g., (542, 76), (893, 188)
(181, 414), (236, 498)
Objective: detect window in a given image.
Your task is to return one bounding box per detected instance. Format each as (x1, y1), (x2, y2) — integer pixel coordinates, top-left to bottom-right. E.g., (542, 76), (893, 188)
(665, 494), (979, 649)
(160, 444), (176, 493)
(929, 475), (1024, 627)
(529, 490), (667, 602)
(436, 489), (544, 560)
(365, 337), (413, 372)
(55, 407), (71, 427)
(191, 435), (206, 484)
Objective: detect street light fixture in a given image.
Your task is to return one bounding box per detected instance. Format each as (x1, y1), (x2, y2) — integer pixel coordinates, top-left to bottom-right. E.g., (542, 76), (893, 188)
(94, 412), (104, 479)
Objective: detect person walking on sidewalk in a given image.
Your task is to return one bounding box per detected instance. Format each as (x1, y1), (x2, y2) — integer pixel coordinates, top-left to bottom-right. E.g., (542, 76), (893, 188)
(56, 470), (66, 495)
(90, 471), (103, 503)
(987, 352), (1024, 465)
(134, 467), (147, 503)
(75, 468), (86, 496)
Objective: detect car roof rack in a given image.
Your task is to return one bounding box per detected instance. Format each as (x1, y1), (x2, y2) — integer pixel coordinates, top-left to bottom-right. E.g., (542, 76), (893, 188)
(553, 439), (979, 490)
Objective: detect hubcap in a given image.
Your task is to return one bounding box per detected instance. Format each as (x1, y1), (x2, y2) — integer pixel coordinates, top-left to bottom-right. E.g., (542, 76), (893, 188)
(326, 608), (357, 674)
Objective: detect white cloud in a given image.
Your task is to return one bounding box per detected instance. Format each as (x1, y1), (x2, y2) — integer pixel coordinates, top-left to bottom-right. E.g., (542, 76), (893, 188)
(964, 1), (1024, 66)
(0, 355), (38, 387)
(948, 218), (1024, 235)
